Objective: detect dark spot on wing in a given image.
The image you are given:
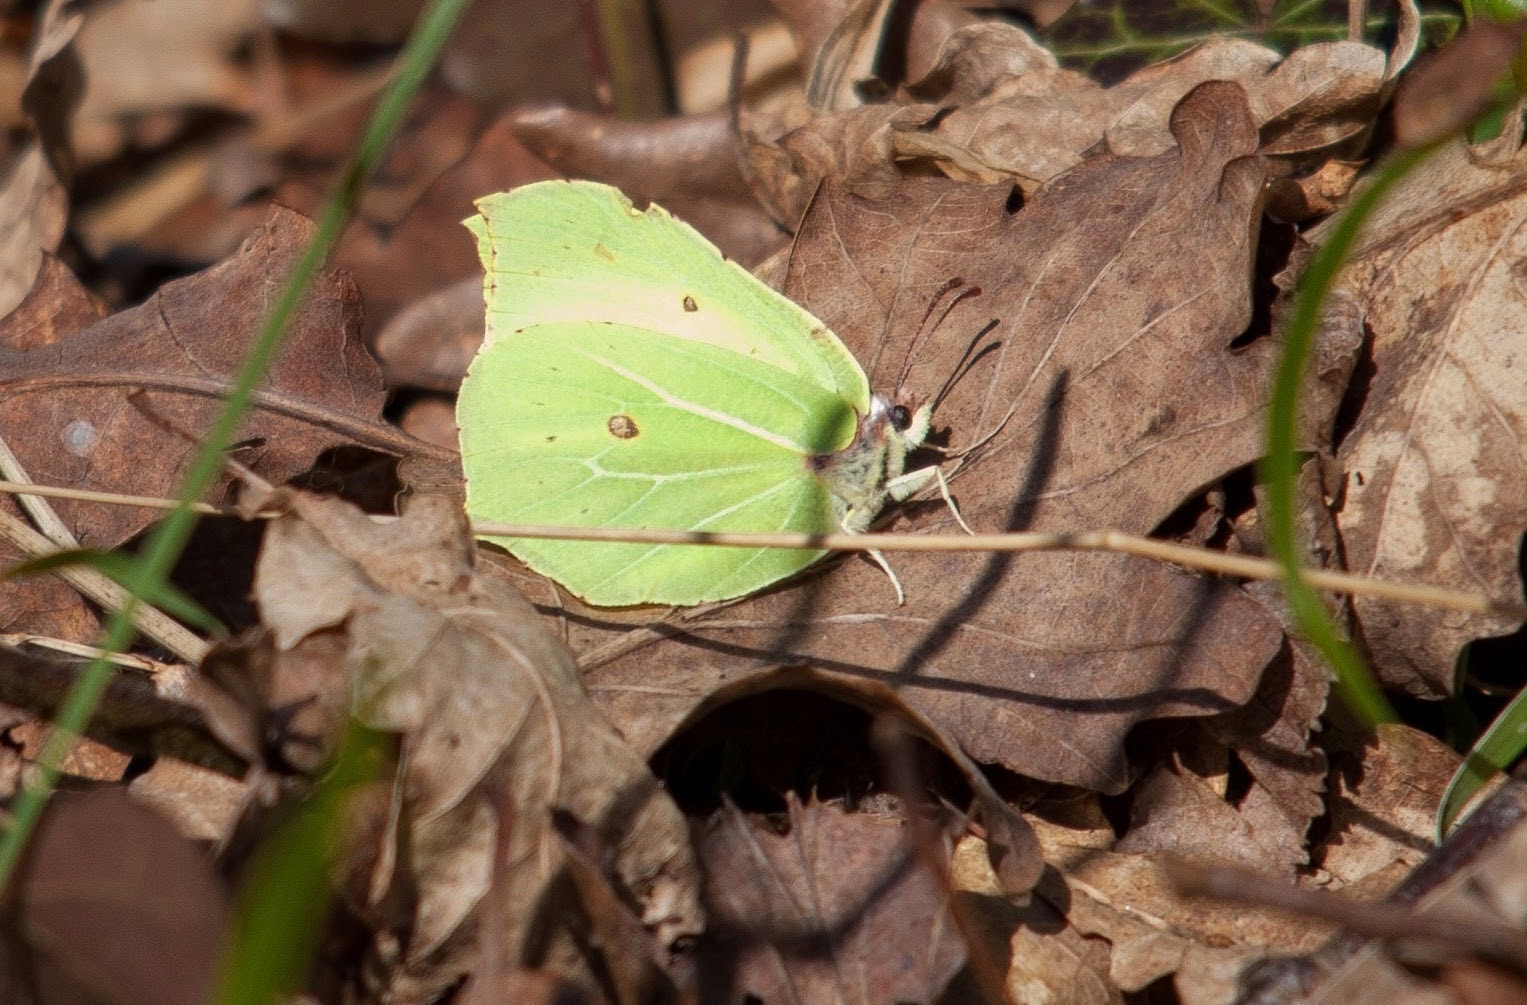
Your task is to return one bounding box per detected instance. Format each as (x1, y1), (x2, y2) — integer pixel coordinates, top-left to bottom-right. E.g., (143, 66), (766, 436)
(682, 294), (698, 312)
(607, 414), (640, 439)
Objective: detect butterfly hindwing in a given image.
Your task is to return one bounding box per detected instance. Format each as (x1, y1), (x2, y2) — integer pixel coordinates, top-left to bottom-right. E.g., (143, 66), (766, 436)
(459, 321), (860, 605)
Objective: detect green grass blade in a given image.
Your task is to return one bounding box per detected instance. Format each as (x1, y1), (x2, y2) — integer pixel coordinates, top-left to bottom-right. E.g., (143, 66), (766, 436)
(7, 549), (224, 636)
(1438, 681), (1527, 838)
(213, 726), (387, 1005)
(1260, 145), (1438, 729)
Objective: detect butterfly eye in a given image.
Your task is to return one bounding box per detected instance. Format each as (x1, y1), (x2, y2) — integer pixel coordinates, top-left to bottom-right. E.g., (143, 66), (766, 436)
(890, 404), (913, 430)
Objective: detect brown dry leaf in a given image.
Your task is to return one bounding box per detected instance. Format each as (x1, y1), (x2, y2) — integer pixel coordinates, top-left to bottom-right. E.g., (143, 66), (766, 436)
(1322, 724), (1459, 898)
(696, 794), (965, 1003)
(1326, 128), (1527, 695)
(1391, 18), (1527, 150)
(0, 206), (387, 556)
(340, 113), (554, 370)
(9, 717), (130, 781)
(128, 755), (248, 844)
(251, 490), (702, 1000)
(1116, 756), (1278, 869)
(0, 257), (105, 640)
(11, 788), (230, 1005)
(581, 82), (1309, 793)
(0, 144), (68, 320)
(69, 0), (264, 163)
(0, 0), (82, 319)
(950, 837), (1118, 1003)
(1067, 851), (1331, 1001)
(1258, 781), (1527, 1004)
(952, 828), (1323, 1004)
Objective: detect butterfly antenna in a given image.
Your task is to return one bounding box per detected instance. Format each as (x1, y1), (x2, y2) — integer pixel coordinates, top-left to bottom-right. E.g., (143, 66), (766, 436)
(895, 279), (984, 393)
(932, 318), (1000, 415)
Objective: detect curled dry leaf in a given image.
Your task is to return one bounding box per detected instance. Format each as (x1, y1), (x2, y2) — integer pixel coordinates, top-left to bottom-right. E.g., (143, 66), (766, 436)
(772, 0), (986, 100)
(1390, 18), (1527, 150)
(251, 489), (702, 999)
(746, 20), (1392, 223)
(0, 146), (69, 322)
(69, 0), (264, 163)
(0, 0), (82, 318)
(1326, 131), (1527, 695)
(652, 663), (1042, 893)
(1202, 585), (1333, 876)
(581, 82), (1310, 793)
(507, 106), (785, 267)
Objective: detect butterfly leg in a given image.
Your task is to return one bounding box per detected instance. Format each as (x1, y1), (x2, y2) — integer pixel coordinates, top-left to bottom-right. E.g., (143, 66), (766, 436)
(888, 464), (974, 535)
(836, 518), (908, 605)
(866, 545), (907, 606)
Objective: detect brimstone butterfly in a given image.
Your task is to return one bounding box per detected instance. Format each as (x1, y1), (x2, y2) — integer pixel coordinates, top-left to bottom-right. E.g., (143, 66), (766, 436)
(456, 180), (939, 607)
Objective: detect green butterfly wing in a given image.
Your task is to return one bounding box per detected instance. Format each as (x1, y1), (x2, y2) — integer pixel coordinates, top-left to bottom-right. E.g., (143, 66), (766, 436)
(465, 181), (870, 410)
(459, 321), (860, 605)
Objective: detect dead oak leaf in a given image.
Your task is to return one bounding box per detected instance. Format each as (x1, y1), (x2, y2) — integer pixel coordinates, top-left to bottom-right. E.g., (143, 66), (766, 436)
(696, 794), (966, 1004)
(1327, 132), (1527, 695)
(1198, 581), (1334, 876)
(577, 82), (1304, 794)
(1065, 850), (1331, 1000)
(0, 206), (386, 553)
(252, 490), (702, 999)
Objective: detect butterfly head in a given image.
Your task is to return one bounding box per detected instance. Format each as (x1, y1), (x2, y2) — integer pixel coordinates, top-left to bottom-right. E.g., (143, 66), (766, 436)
(880, 389), (932, 451)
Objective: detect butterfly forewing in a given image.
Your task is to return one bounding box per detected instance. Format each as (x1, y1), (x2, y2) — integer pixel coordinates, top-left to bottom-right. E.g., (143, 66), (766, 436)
(470, 181), (870, 410)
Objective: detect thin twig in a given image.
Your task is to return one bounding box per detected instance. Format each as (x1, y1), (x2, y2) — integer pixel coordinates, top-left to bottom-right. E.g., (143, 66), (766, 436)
(469, 521), (1527, 621)
(0, 436), (77, 546)
(1171, 860), (1527, 970)
(0, 508), (210, 664)
(3, 479), (1523, 622)
(0, 443), (210, 665)
(1, 633), (182, 675)
(0, 478), (237, 516)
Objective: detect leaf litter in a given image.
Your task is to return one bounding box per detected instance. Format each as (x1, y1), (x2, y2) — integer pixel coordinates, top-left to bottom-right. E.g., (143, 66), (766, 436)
(3, 1), (1527, 1001)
